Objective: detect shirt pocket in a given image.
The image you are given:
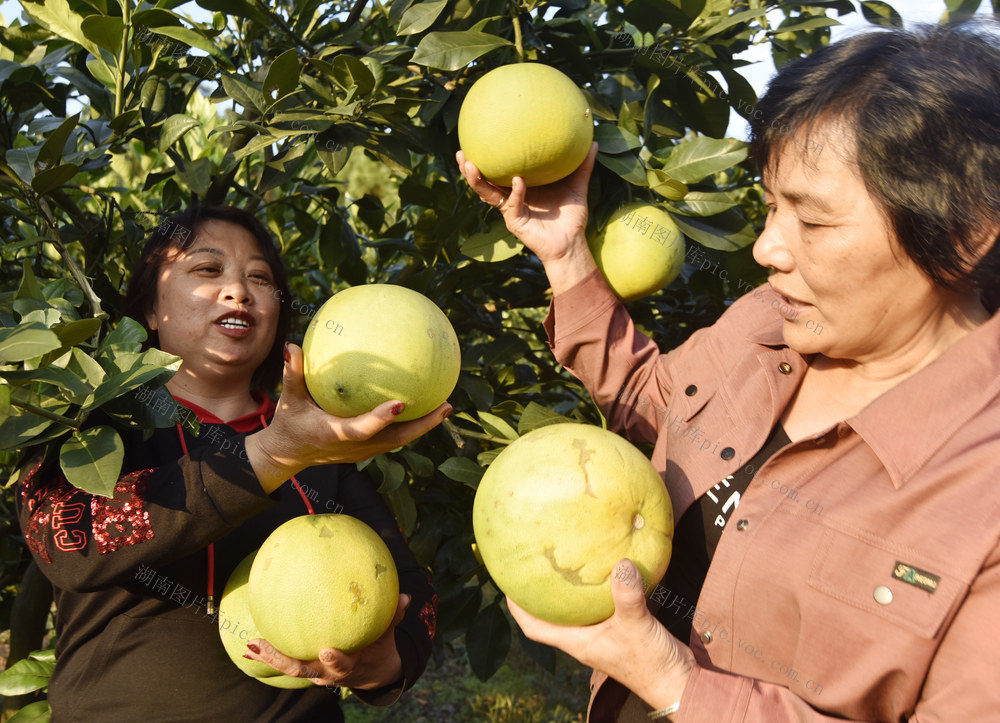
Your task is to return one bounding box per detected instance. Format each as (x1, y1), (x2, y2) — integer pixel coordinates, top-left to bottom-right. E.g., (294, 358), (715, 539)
(806, 526), (969, 639)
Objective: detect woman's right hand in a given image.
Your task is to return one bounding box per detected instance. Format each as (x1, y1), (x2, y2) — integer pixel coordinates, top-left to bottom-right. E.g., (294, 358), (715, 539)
(244, 343), (451, 493)
(456, 143), (600, 296)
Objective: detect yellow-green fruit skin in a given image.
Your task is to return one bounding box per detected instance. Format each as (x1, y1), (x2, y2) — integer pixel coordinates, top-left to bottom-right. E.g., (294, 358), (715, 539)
(248, 514), (400, 659)
(472, 423), (673, 626)
(587, 203), (686, 302)
(302, 284), (460, 422)
(218, 550), (312, 689)
(458, 63), (593, 187)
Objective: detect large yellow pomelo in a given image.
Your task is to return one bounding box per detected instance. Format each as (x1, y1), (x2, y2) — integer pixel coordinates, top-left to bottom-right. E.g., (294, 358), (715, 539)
(248, 514), (400, 659)
(473, 423), (673, 626)
(458, 63), (593, 187)
(302, 284), (460, 421)
(587, 202), (686, 302)
(218, 550), (312, 689)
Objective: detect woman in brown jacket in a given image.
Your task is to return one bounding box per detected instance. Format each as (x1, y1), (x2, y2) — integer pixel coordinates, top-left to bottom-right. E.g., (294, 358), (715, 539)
(460, 21), (1000, 723)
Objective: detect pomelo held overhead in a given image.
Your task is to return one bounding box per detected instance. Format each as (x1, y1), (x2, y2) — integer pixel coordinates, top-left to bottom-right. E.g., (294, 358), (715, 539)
(248, 514), (400, 659)
(588, 202), (686, 302)
(458, 63), (593, 187)
(473, 423), (673, 626)
(302, 284), (460, 421)
(217, 550), (312, 688)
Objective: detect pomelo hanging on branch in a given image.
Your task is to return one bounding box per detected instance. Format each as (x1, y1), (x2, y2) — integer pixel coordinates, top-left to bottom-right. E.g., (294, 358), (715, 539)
(473, 423), (673, 626)
(458, 63), (594, 187)
(587, 202), (687, 302)
(302, 284), (460, 421)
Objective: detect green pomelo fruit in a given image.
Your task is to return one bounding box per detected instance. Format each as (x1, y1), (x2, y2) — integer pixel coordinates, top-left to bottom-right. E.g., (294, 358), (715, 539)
(473, 423), (673, 626)
(218, 550), (312, 689)
(587, 202), (686, 302)
(248, 514), (400, 659)
(458, 63), (594, 187)
(302, 284), (460, 422)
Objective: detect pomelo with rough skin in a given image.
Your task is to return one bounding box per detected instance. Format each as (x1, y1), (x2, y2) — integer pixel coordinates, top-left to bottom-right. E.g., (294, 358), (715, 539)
(473, 423), (673, 626)
(458, 63), (594, 187)
(302, 284), (460, 422)
(218, 550), (312, 688)
(587, 202), (686, 302)
(248, 514), (400, 659)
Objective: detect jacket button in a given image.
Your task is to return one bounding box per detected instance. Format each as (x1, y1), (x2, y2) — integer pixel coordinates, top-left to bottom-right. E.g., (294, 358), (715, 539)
(721, 447), (735, 460)
(685, 384), (698, 396)
(778, 362), (793, 374)
(736, 519), (749, 531)
(700, 630), (713, 644)
(873, 586), (894, 605)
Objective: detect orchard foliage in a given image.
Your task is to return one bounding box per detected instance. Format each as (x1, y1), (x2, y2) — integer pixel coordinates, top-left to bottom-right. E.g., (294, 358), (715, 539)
(0, 0), (950, 709)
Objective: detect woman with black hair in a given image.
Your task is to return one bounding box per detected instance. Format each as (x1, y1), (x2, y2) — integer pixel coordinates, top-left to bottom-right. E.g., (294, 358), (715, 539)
(460, 21), (1000, 723)
(17, 206), (449, 721)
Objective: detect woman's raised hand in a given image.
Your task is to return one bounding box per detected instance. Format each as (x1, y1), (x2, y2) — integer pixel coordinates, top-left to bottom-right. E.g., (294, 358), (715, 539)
(244, 343), (451, 493)
(457, 143), (600, 296)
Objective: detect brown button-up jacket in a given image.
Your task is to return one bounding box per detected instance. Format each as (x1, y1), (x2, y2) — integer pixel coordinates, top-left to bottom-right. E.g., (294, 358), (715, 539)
(544, 270), (1000, 722)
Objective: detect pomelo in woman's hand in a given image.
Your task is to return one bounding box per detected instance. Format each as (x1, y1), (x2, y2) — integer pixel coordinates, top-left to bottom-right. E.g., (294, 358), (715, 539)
(218, 550), (312, 688)
(302, 284), (460, 421)
(472, 423), (673, 626)
(458, 63), (593, 187)
(587, 202), (686, 302)
(248, 514), (400, 659)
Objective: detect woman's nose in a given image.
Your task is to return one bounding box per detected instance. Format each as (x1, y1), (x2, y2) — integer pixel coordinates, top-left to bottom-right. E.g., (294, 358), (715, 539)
(753, 213), (793, 272)
(221, 274), (252, 303)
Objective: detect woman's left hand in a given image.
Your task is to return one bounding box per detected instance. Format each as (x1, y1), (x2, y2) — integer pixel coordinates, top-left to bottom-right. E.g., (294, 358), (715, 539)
(245, 594), (410, 691)
(508, 558), (696, 711)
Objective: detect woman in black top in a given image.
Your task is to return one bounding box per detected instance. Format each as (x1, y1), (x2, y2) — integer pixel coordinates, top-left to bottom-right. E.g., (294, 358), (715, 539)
(17, 205), (450, 721)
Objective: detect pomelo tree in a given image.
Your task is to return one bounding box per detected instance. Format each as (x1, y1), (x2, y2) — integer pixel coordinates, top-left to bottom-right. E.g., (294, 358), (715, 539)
(0, 0), (956, 716)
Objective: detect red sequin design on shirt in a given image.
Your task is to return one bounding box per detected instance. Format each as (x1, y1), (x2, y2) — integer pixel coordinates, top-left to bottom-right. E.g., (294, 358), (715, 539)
(419, 593), (438, 641)
(92, 469), (154, 554)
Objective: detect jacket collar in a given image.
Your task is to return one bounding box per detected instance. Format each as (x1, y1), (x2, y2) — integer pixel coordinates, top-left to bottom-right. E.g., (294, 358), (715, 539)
(174, 390), (276, 433)
(744, 289), (1000, 489)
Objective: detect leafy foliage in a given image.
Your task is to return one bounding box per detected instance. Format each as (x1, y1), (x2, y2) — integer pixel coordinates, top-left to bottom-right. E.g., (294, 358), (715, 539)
(0, 0), (929, 707)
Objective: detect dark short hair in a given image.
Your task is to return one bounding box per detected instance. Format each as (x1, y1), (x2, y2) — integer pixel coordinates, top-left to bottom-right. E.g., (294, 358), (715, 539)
(124, 205), (292, 391)
(749, 20), (1000, 313)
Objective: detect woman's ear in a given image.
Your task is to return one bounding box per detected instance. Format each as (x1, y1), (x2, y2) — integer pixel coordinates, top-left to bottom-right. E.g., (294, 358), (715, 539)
(145, 305), (158, 332)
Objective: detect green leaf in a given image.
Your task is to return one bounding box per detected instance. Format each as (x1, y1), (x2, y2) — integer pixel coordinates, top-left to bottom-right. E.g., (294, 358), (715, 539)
(37, 113), (80, 168)
(477, 411), (518, 441)
(677, 190), (739, 216)
(438, 456), (484, 487)
(98, 316), (147, 358)
(220, 73), (265, 114)
(692, 7), (768, 40)
(860, 1), (903, 27)
(772, 16), (841, 34)
(596, 151), (647, 186)
(410, 31), (513, 71)
(460, 222), (522, 263)
(672, 210), (756, 251)
(5, 147), (38, 185)
(0, 367), (92, 402)
(59, 426), (125, 497)
(15, 260), (45, 301)
(263, 48), (300, 101)
(660, 136), (747, 184)
(466, 603), (511, 681)
(0, 385), (9, 427)
(81, 15), (124, 58)
(7, 700), (52, 722)
(0, 656), (53, 695)
(148, 26), (234, 68)
(517, 402), (578, 435)
(67, 347), (108, 388)
(594, 124), (641, 154)
(397, 0), (448, 35)
(646, 168), (688, 201)
(332, 54), (376, 101)
(0, 323), (61, 362)
(19, 0), (102, 60)
(31, 163), (78, 194)
(159, 113), (201, 151)
(374, 454), (406, 493)
(401, 450), (434, 478)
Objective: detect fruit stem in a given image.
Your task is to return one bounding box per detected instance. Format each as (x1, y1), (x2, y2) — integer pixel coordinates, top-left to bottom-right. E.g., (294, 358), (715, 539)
(509, 2), (524, 62)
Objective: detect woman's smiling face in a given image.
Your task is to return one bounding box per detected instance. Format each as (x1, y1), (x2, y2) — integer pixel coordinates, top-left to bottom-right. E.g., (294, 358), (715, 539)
(145, 219), (280, 379)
